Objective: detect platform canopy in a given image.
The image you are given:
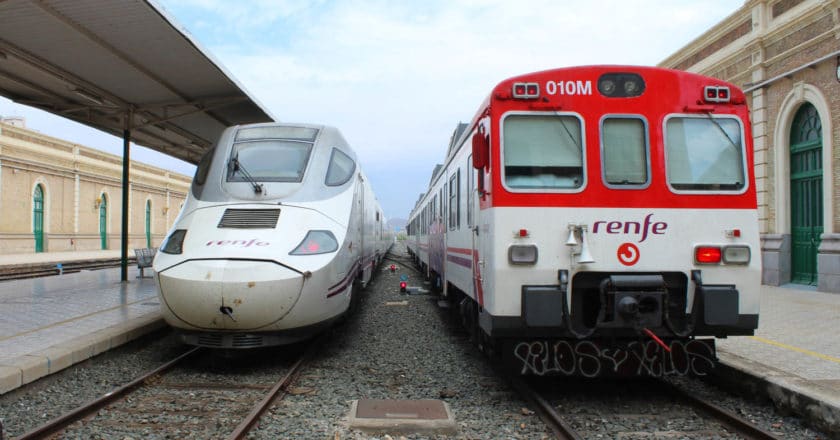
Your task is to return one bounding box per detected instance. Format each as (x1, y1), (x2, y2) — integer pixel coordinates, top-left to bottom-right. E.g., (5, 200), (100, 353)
(0, 0), (275, 165)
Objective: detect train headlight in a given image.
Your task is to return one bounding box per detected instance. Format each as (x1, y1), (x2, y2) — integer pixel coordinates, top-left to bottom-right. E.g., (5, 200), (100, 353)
(290, 230), (339, 255)
(508, 244), (538, 265)
(160, 229), (187, 254)
(722, 245), (750, 264)
(597, 72), (645, 97)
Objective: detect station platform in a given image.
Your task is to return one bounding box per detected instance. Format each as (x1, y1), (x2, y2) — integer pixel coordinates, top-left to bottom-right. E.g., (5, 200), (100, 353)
(714, 284), (840, 434)
(0, 250), (163, 394)
(0, 249), (125, 267)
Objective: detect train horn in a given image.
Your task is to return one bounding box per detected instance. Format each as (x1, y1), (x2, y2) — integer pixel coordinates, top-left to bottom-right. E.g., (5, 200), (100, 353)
(577, 226), (595, 264)
(565, 225), (578, 246)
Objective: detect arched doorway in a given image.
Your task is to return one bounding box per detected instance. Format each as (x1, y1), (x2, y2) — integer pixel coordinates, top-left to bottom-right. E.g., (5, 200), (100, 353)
(99, 194), (108, 250)
(145, 200), (152, 248)
(789, 103), (822, 285)
(33, 184), (44, 252)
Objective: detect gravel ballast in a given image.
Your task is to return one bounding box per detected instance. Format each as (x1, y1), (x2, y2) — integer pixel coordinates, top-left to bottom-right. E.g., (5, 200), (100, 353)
(0, 246), (830, 439)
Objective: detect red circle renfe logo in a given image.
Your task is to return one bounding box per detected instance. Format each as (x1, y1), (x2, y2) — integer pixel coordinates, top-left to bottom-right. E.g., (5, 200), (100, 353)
(617, 243), (640, 266)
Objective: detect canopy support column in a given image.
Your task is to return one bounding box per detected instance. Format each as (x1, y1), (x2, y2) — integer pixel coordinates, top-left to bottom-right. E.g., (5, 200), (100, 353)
(120, 110), (132, 282)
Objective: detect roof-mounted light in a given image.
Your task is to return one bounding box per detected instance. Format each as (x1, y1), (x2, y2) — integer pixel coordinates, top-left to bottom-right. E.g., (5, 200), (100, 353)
(512, 82), (539, 99)
(597, 73), (645, 98)
(703, 86), (730, 103)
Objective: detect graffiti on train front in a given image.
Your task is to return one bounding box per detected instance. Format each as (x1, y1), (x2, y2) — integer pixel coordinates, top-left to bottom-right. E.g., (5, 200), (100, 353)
(512, 339), (715, 377)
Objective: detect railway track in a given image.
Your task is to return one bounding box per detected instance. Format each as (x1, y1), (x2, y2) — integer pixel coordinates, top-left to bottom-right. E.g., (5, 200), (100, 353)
(510, 374), (784, 439)
(0, 258), (133, 281)
(14, 339), (319, 439)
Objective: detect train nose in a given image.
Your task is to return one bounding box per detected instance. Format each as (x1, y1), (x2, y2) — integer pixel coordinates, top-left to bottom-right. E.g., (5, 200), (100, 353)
(158, 259), (303, 330)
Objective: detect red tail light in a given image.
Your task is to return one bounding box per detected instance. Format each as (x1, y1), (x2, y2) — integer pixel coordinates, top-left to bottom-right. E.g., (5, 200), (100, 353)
(512, 82), (539, 99)
(703, 86), (731, 103)
(695, 246), (722, 264)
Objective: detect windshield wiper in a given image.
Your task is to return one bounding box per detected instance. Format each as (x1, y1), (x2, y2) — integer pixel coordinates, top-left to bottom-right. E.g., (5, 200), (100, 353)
(704, 112), (740, 152)
(704, 113), (744, 187)
(230, 156), (264, 194)
(555, 111), (580, 148)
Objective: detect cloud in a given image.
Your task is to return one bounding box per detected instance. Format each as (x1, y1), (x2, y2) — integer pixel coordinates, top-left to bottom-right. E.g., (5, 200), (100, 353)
(4, 1), (744, 219)
(174, 0), (738, 217)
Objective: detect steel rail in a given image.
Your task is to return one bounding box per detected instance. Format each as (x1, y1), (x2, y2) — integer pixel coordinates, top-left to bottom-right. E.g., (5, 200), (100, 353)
(15, 347), (201, 440)
(659, 379), (783, 440)
(507, 375), (582, 440)
(226, 337), (322, 440)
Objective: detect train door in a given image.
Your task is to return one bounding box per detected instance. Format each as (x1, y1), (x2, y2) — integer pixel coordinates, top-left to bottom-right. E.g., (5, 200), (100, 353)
(468, 156), (483, 304)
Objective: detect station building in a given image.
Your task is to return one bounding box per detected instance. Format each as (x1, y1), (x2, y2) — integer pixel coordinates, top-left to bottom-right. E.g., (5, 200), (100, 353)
(0, 117), (191, 254)
(660, 0), (840, 292)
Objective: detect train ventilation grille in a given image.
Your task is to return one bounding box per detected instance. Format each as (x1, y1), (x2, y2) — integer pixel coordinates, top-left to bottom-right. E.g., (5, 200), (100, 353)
(197, 334), (223, 347)
(195, 334), (265, 348)
(231, 335), (264, 348)
(218, 209), (280, 229)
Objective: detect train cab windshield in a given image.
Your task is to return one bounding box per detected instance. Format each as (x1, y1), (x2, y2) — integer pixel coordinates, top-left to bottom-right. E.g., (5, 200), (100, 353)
(665, 116), (746, 191)
(226, 126), (318, 183)
(191, 124), (360, 202)
(227, 140), (312, 183)
(502, 114), (584, 190)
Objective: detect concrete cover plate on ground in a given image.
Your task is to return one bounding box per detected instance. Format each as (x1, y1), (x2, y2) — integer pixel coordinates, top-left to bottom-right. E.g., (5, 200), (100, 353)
(347, 399), (457, 435)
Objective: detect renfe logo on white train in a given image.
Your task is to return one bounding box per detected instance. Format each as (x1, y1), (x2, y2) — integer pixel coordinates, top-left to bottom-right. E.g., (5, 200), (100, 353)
(205, 239), (269, 247)
(592, 213), (667, 243)
(545, 80), (592, 96)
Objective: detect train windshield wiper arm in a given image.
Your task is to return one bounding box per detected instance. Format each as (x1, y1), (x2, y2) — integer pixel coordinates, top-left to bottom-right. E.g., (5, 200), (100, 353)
(230, 156), (264, 194)
(704, 112), (740, 153)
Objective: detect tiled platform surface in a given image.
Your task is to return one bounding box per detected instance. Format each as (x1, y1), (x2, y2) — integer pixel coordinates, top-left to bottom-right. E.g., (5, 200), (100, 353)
(0, 250), (163, 394)
(715, 284), (840, 434)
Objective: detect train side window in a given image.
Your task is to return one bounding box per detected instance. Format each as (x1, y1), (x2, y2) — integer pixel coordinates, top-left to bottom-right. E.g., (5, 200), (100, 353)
(601, 116), (649, 187)
(502, 113), (584, 190)
(448, 172), (458, 230)
(467, 156), (474, 227)
(664, 116), (746, 192)
(193, 148), (215, 186)
(440, 188), (445, 223)
(325, 148), (356, 186)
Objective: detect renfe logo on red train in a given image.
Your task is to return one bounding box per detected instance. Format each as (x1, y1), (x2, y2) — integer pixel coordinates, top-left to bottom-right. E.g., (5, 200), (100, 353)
(591, 213), (667, 243)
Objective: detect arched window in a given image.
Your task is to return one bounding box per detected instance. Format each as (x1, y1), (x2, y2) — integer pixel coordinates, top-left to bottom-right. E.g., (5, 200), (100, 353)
(145, 200), (152, 248)
(789, 103), (822, 285)
(99, 193), (108, 250)
(33, 184), (45, 253)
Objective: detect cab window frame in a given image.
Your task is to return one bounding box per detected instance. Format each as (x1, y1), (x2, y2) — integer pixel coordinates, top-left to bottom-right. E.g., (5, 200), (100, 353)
(599, 114), (651, 189)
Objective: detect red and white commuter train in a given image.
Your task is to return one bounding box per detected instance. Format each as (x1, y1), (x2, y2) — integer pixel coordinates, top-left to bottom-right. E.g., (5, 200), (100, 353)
(406, 66), (760, 376)
(154, 123), (391, 349)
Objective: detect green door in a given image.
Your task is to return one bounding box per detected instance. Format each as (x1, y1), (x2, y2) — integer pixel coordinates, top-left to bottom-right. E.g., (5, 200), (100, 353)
(145, 200), (151, 248)
(99, 194), (108, 250)
(789, 103), (822, 285)
(33, 185), (44, 253)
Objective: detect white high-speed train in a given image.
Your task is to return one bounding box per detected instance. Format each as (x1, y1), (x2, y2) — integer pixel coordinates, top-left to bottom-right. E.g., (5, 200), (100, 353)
(154, 122), (391, 348)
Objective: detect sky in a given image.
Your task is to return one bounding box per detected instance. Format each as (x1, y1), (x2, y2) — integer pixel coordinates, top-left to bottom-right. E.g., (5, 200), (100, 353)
(0, 0), (745, 221)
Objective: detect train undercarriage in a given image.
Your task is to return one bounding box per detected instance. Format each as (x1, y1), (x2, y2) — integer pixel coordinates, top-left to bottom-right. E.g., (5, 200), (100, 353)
(408, 250), (750, 377)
